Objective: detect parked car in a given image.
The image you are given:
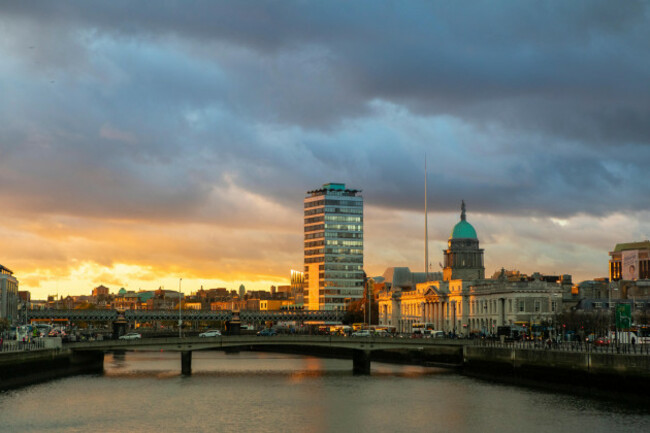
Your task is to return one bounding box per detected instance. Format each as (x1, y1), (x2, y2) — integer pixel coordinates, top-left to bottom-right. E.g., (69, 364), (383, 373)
(119, 332), (142, 340)
(199, 330), (222, 338)
(351, 330), (372, 337)
(257, 328), (277, 336)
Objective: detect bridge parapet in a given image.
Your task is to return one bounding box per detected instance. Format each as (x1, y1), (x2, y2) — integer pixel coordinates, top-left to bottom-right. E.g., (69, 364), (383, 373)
(26, 309), (345, 323)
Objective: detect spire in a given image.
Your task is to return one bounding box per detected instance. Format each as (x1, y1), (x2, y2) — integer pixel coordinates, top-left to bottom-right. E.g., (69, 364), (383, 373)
(461, 200), (466, 221)
(424, 155), (429, 280)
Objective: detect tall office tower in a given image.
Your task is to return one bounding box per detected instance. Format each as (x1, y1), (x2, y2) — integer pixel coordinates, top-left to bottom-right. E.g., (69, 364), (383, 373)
(304, 183), (364, 310)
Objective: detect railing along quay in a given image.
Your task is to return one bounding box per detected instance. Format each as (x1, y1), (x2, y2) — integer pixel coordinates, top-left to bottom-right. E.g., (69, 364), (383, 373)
(0, 339), (47, 354)
(475, 338), (650, 355)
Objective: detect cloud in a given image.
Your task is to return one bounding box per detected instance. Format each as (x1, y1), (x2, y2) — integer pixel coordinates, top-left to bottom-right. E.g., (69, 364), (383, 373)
(1, 1), (649, 295)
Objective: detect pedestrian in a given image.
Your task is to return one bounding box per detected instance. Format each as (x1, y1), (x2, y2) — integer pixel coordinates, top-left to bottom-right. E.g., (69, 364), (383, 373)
(632, 336), (636, 354)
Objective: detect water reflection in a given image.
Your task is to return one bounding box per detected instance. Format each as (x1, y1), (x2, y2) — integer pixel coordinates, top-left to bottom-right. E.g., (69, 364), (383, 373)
(1, 351), (649, 433)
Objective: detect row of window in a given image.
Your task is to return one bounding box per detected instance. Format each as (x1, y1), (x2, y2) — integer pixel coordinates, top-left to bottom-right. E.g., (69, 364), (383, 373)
(305, 216), (324, 224)
(305, 231), (363, 240)
(304, 247), (363, 256)
(305, 223), (363, 233)
(305, 215), (363, 224)
(305, 199), (363, 209)
(319, 272), (365, 280)
(325, 223), (363, 231)
(324, 215), (362, 223)
(306, 264), (363, 272)
(305, 239), (364, 248)
(304, 206), (363, 216)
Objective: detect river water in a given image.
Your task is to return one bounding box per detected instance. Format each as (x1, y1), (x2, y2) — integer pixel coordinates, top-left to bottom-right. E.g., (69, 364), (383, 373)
(1, 351), (649, 433)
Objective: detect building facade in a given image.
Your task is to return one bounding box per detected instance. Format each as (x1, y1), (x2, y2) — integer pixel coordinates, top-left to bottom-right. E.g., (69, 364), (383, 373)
(377, 203), (572, 335)
(609, 241), (650, 282)
(304, 183), (364, 310)
(0, 265), (19, 324)
(378, 273), (568, 335)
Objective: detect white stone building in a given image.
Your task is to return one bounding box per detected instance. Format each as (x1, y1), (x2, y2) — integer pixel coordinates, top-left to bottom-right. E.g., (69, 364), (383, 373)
(377, 203), (572, 335)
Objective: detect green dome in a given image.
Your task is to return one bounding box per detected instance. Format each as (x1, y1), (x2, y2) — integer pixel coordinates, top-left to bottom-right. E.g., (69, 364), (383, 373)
(451, 220), (477, 239)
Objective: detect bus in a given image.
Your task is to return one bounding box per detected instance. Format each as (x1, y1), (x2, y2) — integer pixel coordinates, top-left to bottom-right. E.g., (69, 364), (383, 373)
(370, 325), (397, 337)
(412, 322), (435, 337)
(635, 326), (650, 344)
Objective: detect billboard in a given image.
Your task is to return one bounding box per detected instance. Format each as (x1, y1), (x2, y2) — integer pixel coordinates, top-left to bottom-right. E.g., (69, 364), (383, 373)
(622, 250), (639, 280)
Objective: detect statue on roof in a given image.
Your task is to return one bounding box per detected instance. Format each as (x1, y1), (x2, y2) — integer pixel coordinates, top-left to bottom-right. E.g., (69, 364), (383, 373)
(461, 200), (466, 221)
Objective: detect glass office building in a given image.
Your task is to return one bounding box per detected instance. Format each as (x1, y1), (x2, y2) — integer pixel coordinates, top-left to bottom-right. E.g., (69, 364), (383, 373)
(304, 183), (364, 310)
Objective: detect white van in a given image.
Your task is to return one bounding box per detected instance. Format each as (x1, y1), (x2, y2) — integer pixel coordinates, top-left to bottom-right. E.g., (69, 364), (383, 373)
(608, 331), (641, 344)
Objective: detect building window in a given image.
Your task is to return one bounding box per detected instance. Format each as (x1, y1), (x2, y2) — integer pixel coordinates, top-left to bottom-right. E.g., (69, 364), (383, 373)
(534, 301), (541, 313)
(551, 301), (557, 312)
(518, 300), (525, 313)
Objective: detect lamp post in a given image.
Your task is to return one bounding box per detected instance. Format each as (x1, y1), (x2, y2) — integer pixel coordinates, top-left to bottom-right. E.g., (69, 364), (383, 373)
(179, 278), (182, 339)
(366, 278), (374, 328)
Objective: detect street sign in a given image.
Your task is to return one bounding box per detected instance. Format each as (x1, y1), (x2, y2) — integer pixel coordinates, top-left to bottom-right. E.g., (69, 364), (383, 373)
(615, 304), (631, 329)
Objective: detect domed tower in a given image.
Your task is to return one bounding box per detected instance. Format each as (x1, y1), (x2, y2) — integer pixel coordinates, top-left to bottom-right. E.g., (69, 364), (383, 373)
(443, 201), (485, 281)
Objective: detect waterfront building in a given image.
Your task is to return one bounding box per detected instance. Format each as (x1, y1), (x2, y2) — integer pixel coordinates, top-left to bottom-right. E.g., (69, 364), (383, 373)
(304, 183), (364, 310)
(377, 203), (572, 334)
(604, 240), (650, 306)
(0, 264), (19, 324)
(609, 240), (650, 282)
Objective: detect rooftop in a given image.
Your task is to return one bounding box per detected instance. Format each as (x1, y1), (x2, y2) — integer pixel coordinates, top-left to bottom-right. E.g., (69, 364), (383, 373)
(307, 182), (361, 196)
(613, 241), (650, 252)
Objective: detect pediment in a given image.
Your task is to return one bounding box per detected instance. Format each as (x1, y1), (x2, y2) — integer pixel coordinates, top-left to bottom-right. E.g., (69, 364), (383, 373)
(423, 286), (441, 297)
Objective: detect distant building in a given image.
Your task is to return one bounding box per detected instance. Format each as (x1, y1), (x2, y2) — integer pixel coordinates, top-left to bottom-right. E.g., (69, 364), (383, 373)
(290, 270), (305, 304)
(260, 300), (289, 311)
(0, 265), (19, 324)
(92, 285), (110, 297)
(239, 284), (245, 298)
(304, 183), (363, 311)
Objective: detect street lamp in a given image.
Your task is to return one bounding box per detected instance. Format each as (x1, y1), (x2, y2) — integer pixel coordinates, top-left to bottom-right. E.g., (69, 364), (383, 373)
(366, 278), (375, 328)
(179, 278), (182, 338)
(609, 281), (618, 335)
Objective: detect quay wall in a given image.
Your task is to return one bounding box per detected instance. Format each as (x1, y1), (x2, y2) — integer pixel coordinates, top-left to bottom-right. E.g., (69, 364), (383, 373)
(463, 346), (650, 394)
(0, 349), (104, 391)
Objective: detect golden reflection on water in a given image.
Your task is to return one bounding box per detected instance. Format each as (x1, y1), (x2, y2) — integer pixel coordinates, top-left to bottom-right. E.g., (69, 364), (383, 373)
(289, 357), (325, 382)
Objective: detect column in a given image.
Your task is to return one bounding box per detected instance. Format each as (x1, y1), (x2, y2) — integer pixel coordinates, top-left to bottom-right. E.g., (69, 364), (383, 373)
(353, 350), (371, 375)
(181, 351), (192, 376)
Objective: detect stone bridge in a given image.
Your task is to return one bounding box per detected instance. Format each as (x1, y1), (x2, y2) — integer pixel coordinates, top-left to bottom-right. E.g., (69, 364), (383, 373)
(68, 335), (465, 374)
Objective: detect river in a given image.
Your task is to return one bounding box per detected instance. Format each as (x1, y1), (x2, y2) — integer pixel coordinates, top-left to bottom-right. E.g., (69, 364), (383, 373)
(0, 351), (649, 433)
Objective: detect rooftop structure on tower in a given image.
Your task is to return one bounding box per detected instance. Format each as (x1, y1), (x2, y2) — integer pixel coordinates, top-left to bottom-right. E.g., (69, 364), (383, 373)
(443, 201), (484, 281)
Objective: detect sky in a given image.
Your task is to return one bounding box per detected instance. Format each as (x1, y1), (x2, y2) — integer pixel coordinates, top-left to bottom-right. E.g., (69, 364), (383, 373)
(1, 1), (650, 299)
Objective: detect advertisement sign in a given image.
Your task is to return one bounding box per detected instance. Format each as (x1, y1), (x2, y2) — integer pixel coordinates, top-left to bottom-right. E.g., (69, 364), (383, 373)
(622, 250), (639, 280)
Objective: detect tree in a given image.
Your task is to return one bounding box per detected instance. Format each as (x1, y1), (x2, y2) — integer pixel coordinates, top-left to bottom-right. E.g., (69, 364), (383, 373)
(0, 318), (10, 333)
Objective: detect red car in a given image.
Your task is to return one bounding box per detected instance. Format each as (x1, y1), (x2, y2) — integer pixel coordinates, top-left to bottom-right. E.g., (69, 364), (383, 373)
(594, 337), (610, 346)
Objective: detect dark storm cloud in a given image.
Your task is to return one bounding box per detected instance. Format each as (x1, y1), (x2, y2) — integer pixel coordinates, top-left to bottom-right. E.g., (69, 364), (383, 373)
(1, 0), (649, 221)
